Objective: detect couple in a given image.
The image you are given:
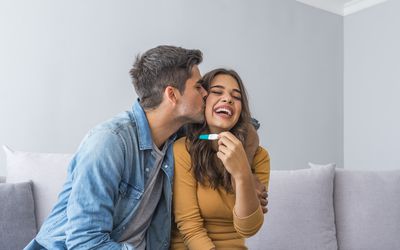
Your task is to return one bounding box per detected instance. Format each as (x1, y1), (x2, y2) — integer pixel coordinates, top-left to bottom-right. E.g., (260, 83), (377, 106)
(25, 45), (270, 250)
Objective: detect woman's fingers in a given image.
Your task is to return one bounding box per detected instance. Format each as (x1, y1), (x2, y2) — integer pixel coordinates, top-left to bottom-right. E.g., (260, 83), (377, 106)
(217, 135), (236, 149)
(216, 151), (226, 161)
(218, 144), (228, 153)
(218, 131), (240, 144)
(218, 131), (243, 149)
(218, 134), (244, 159)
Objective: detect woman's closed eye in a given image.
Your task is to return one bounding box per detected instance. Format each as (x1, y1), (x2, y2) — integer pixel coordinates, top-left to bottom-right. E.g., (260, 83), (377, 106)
(210, 90), (242, 101)
(210, 90), (223, 95)
(233, 95), (242, 101)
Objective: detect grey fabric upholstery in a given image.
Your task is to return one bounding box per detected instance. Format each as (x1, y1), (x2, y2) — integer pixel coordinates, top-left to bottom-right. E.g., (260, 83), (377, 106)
(0, 181), (37, 250)
(335, 169), (400, 250)
(2, 146), (400, 250)
(247, 164), (337, 250)
(3, 145), (72, 227)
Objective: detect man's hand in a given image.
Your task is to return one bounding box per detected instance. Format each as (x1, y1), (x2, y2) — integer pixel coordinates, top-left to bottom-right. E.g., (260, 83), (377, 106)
(253, 175), (268, 214)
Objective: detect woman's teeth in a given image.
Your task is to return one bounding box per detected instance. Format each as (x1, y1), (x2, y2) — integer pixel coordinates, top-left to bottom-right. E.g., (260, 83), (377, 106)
(215, 108), (232, 116)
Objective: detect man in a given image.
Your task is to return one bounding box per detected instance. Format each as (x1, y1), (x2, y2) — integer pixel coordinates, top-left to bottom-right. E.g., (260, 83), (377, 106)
(25, 45), (266, 249)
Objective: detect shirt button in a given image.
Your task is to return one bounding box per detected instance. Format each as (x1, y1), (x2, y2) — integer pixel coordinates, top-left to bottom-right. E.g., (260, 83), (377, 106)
(164, 165), (168, 169)
(122, 226), (126, 230)
(145, 168), (149, 172)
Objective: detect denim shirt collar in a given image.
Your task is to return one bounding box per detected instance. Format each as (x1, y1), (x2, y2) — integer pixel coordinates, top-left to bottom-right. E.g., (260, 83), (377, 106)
(132, 99), (177, 151)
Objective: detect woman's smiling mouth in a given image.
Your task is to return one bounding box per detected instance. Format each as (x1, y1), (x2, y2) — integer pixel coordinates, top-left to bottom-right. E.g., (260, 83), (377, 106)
(214, 105), (234, 118)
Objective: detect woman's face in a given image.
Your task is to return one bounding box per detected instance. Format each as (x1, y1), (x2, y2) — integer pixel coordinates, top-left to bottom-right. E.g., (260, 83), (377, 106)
(205, 74), (242, 133)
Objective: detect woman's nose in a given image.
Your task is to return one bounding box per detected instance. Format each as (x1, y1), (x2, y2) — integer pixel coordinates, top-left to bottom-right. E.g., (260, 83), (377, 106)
(222, 96), (233, 104)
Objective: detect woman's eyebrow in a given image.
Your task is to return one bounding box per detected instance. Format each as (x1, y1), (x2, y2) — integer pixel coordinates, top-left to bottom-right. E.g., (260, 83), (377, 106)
(210, 85), (224, 89)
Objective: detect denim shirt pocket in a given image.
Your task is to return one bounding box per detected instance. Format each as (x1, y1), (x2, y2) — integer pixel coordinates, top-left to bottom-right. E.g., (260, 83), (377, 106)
(119, 181), (143, 200)
(113, 181), (143, 227)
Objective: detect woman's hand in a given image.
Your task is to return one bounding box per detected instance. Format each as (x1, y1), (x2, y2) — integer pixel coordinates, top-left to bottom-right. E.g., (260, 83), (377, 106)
(216, 132), (252, 180)
(217, 131), (261, 218)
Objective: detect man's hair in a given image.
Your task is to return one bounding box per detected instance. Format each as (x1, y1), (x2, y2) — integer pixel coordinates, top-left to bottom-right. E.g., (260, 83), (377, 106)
(129, 45), (203, 109)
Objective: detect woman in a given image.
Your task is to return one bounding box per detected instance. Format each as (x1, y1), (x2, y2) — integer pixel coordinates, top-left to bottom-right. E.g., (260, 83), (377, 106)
(171, 68), (270, 250)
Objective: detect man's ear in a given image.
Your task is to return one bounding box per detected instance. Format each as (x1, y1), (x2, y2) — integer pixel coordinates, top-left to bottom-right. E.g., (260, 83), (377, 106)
(164, 86), (180, 104)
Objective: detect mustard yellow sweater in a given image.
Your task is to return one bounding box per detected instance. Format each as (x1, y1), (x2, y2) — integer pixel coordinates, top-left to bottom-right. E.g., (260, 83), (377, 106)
(171, 137), (270, 250)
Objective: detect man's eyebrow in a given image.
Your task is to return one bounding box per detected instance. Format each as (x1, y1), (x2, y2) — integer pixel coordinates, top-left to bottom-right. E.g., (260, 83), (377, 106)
(210, 84), (241, 94)
(197, 79), (207, 88)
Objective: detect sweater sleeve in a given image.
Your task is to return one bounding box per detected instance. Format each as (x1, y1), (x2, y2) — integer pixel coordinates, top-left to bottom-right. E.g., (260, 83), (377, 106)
(233, 146), (270, 237)
(173, 138), (215, 250)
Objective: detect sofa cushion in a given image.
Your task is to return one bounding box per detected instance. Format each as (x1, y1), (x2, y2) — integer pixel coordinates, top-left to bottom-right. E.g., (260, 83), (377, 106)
(3, 145), (72, 228)
(334, 169), (400, 250)
(0, 181), (37, 250)
(246, 164), (337, 250)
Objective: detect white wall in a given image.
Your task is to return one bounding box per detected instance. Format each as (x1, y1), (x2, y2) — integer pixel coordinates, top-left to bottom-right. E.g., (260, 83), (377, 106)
(344, 0), (400, 170)
(0, 0), (343, 176)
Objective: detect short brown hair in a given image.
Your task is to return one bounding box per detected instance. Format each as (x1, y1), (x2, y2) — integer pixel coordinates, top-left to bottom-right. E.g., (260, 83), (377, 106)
(129, 45), (202, 109)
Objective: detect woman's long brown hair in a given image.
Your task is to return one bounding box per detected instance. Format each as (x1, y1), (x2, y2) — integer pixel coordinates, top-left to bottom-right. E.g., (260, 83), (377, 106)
(185, 68), (251, 193)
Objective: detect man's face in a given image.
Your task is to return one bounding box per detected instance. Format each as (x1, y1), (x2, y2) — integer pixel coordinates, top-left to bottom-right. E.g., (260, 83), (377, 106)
(177, 65), (208, 124)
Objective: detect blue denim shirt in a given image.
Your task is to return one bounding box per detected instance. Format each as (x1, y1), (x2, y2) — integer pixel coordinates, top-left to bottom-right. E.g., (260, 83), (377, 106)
(26, 100), (176, 250)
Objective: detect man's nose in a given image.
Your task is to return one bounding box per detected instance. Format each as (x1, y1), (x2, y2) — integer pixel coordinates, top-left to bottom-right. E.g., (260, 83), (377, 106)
(200, 87), (208, 98)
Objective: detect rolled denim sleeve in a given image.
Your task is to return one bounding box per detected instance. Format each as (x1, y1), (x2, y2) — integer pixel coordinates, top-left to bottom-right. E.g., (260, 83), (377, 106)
(65, 129), (133, 250)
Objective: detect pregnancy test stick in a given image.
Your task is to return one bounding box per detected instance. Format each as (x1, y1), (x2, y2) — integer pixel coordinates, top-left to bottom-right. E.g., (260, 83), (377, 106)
(198, 134), (219, 140)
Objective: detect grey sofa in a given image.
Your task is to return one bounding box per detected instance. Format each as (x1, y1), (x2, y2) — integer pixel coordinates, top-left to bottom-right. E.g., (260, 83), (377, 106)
(1, 147), (399, 250)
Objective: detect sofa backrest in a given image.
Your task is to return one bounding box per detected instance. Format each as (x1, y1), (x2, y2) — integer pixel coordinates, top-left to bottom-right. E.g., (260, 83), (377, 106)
(3, 145), (72, 228)
(334, 168), (400, 250)
(247, 166), (400, 250)
(246, 164), (338, 250)
(3, 145), (400, 250)
(0, 181), (37, 250)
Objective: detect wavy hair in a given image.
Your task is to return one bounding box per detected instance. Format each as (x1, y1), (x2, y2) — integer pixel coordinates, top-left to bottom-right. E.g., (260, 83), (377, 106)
(185, 68), (251, 193)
